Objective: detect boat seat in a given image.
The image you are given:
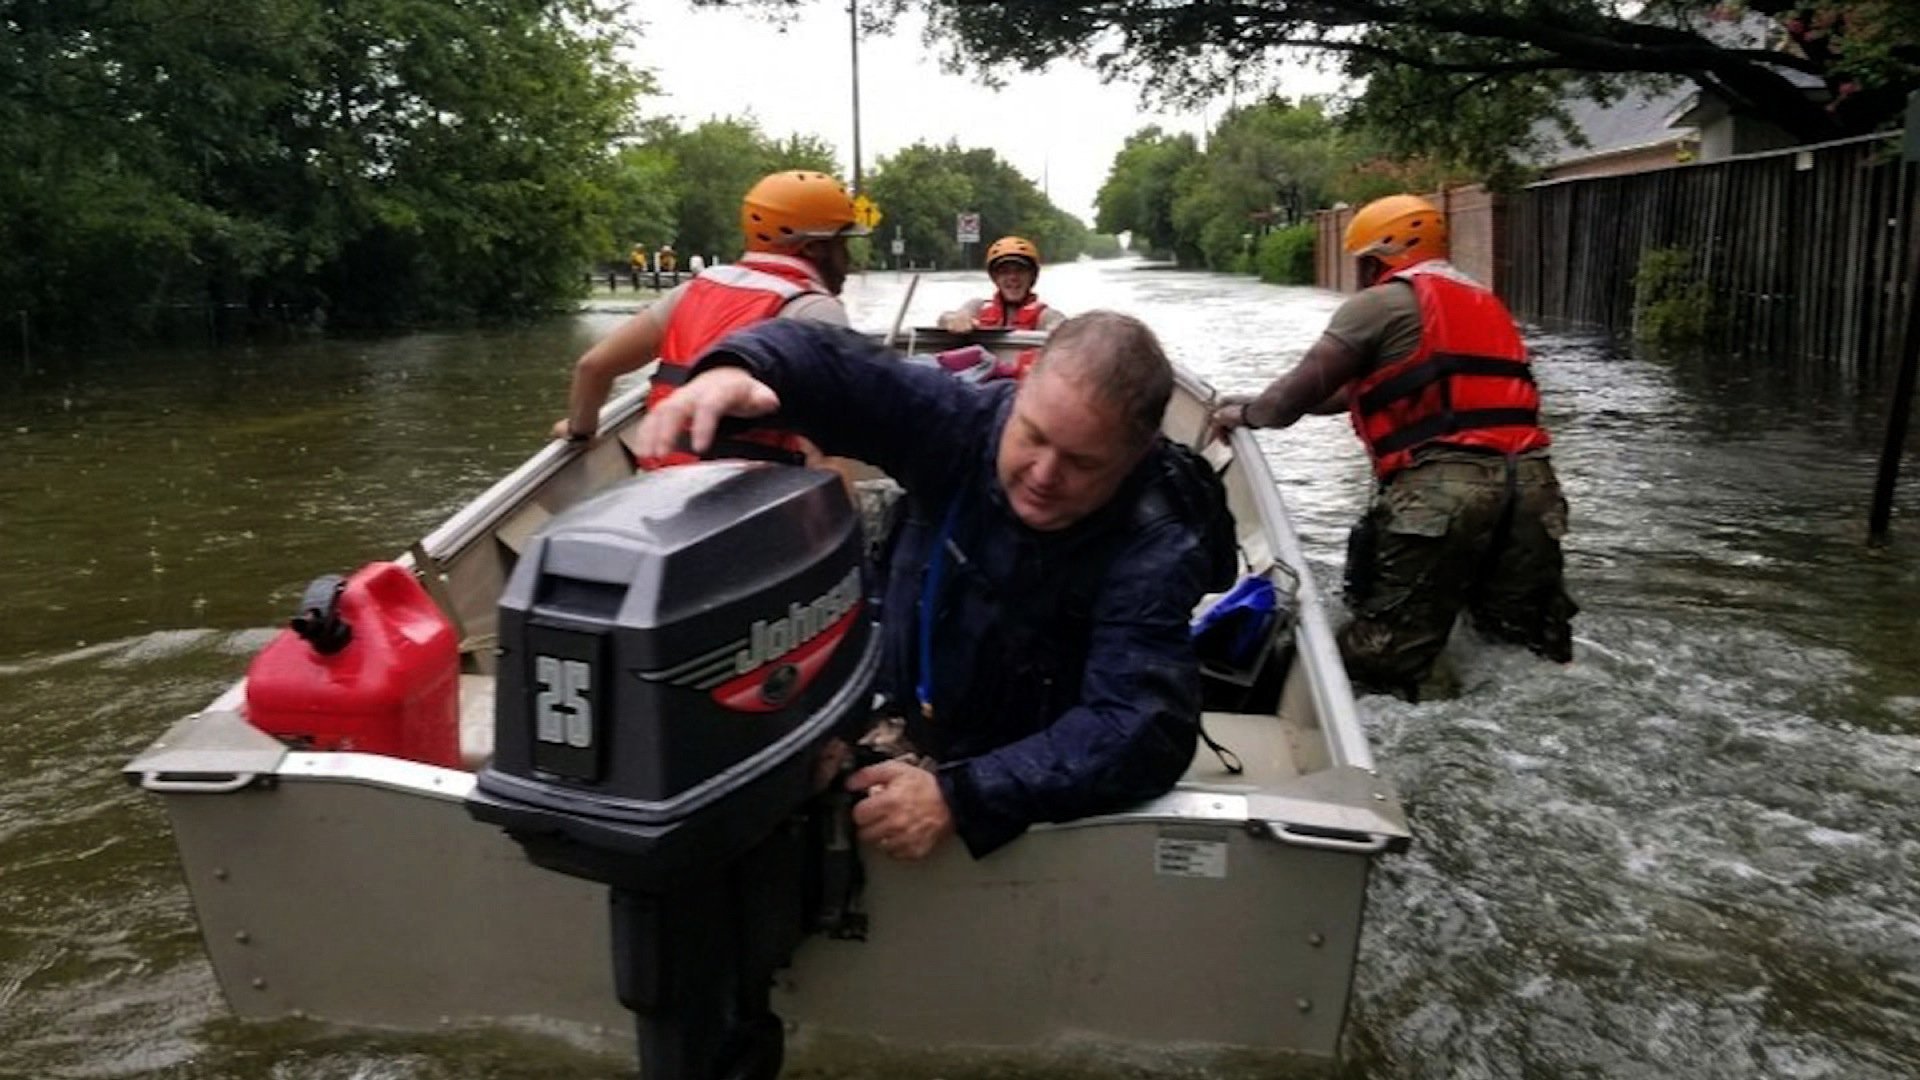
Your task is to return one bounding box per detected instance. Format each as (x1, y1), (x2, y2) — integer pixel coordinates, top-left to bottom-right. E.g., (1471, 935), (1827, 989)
(1180, 711), (1305, 787)
(459, 674), (497, 770)
(457, 683), (1309, 787)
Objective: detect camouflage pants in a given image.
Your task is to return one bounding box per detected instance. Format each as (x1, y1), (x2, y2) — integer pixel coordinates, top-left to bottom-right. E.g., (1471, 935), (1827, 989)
(1338, 449), (1577, 694)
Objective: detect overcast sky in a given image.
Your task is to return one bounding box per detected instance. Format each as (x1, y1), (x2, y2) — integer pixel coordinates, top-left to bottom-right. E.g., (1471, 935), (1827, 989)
(622, 4), (1347, 227)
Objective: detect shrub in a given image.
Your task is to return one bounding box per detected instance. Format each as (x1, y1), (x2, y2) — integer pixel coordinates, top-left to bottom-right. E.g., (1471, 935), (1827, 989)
(1632, 246), (1715, 347)
(1254, 224), (1316, 285)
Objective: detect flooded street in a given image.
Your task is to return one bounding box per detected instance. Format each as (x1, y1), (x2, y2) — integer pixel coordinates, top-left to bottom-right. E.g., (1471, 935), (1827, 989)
(2, 258), (1917, 1079)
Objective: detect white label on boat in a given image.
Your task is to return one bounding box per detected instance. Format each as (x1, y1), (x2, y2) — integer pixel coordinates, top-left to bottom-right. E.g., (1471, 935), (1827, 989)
(1155, 837), (1228, 879)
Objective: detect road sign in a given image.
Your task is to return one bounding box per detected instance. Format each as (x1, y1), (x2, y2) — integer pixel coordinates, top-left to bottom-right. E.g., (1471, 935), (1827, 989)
(955, 212), (981, 244)
(852, 194), (883, 229)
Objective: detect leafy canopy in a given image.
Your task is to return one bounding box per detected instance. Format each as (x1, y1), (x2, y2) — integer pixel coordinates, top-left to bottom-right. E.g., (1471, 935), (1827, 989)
(701, 1), (1920, 182)
(2, 0), (644, 340)
(864, 142), (1095, 270)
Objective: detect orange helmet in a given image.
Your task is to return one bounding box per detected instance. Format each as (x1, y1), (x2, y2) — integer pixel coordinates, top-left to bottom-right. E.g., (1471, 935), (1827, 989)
(1343, 194), (1448, 269)
(985, 236), (1041, 274)
(740, 170), (870, 253)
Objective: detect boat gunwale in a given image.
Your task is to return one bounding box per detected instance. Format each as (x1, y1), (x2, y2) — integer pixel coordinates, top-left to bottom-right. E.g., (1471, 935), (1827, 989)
(131, 343), (1401, 849)
(415, 354), (1377, 775)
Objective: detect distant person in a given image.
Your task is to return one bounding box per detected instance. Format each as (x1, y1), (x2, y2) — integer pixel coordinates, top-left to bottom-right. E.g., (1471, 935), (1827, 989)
(1209, 193), (1576, 697)
(633, 313), (1236, 860)
(688, 253), (706, 274)
(551, 170), (868, 465)
(658, 244), (677, 283)
(627, 243), (647, 288)
(938, 236), (1066, 334)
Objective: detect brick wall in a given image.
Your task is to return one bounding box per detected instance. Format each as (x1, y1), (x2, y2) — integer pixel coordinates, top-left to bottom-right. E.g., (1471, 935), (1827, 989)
(1314, 185), (1504, 294)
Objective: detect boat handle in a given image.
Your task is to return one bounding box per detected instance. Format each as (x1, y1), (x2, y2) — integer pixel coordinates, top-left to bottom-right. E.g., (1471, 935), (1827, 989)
(1265, 823), (1390, 855)
(139, 771), (259, 794)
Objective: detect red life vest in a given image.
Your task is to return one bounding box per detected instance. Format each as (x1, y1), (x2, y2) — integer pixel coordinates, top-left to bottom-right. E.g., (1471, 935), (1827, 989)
(1348, 261), (1550, 480)
(974, 293), (1049, 330)
(645, 254), (828, 467)
(973, 293), (1047, 377)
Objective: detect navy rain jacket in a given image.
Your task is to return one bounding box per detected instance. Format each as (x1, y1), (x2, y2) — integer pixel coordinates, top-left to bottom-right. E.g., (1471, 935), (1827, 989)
(697, 320), (1235, 856)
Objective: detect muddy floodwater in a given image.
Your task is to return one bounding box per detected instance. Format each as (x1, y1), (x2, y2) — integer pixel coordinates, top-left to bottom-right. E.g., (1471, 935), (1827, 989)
(3, 259), (1917, 1079)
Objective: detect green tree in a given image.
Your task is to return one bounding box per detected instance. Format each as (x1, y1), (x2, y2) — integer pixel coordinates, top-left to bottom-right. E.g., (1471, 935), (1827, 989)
(604, 124), (685, 267)
(2, 0), (645, 346)
(1094, 128), (1199, 260)
(709, 0), (1920, 184)
(1208, 99), (1347, 229)
(1096, 95), (1471, 275)
(864, 143), (979, 269)
(865, 141), (1090, 270)
(1160, 97), (1357, 270)
(655, 119), (840, 260)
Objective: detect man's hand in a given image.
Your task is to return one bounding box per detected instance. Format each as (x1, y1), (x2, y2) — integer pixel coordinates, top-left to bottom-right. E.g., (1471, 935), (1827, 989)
(937, 311), (977, 334)
(1207, 395), (1256, 444)
(633, 365), (781, 460)
(847, 759), (955, 861)
(549, 418), (592, 442)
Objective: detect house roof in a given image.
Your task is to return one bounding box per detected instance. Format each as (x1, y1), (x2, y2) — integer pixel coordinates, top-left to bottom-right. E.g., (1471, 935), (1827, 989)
(1525, 11), (1825, 168)
(1530, 82), (1699, 167)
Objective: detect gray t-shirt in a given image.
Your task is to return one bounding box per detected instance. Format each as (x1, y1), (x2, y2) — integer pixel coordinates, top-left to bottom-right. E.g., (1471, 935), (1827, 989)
(649, 278), (849, 327)
(1322, 280), (1422, 370)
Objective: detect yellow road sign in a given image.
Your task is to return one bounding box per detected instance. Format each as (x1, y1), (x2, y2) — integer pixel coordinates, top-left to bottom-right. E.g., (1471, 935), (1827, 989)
(852, 194), (883, 229)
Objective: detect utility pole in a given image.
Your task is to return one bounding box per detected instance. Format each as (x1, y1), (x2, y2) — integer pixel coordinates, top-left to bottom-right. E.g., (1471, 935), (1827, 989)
(848, 0), (863, 193)
(1868, 91), (1920, 543)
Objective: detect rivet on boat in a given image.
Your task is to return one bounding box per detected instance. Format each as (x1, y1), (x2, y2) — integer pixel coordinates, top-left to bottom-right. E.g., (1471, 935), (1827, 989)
(234, 931), (250, 944)
(1372, 792), (1386, 801)
(1307, 932), (1325, 947)
(1296, 998), (1313, 1013)
(213, 867), (228, 880)
(251, 977), (266, 990)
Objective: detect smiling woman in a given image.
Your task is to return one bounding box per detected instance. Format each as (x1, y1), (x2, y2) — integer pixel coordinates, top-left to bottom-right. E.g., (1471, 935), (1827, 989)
(938, 235), (1069, 334)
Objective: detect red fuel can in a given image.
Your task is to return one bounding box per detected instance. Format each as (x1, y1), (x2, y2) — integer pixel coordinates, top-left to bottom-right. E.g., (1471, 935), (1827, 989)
(244, 561), (462, 769)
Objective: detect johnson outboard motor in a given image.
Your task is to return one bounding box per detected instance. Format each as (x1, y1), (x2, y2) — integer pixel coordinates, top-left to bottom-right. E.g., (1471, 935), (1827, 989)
(468, 462), (880, 1080)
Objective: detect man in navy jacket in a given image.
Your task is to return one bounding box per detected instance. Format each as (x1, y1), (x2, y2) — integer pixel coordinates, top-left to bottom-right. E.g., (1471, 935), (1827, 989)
(636, 313), (1235, 859)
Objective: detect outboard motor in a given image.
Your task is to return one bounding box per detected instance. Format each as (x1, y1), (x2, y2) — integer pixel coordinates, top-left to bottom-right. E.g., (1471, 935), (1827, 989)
(468, 462), (880, 1080)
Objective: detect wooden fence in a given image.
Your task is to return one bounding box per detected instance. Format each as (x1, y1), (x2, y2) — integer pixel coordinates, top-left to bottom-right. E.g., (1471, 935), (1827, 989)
(1316, 132), (1918, 376)
(1506, 132), (1916, 375)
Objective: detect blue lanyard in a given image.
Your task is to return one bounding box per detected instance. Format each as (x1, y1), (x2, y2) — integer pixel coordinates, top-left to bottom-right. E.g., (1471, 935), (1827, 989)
(915, 497), (965, 718)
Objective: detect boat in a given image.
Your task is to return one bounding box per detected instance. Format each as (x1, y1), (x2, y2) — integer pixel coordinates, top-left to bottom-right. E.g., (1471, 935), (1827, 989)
(125, 327), (1410, 1074)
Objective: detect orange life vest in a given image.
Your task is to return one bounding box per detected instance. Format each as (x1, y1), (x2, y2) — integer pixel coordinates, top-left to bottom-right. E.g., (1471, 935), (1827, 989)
(645, 254), (828, 467)
(972, 293), (1047, 377)
(974, 293), (1049, 330)
(1348, 261), (1550, 480)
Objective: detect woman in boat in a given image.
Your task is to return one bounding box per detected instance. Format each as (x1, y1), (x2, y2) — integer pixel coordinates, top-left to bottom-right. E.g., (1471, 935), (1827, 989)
(551, 169), (868, 466)
(937, 236), (1067, 335)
